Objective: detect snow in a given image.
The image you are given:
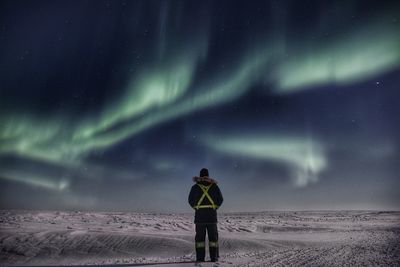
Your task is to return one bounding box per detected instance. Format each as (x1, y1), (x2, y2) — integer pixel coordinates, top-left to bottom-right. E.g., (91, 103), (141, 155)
(0, 210), (399, 266)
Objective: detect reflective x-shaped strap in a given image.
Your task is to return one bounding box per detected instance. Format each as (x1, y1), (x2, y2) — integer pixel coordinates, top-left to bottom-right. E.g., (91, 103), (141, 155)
(195, 184), (217, 209)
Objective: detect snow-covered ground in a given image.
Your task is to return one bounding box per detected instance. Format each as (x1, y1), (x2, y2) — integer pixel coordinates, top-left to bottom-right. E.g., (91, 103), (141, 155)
(0, 210), (399, 266)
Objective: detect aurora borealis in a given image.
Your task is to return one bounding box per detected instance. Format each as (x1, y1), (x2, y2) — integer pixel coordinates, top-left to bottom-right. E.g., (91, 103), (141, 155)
(1, 0), (399, 211)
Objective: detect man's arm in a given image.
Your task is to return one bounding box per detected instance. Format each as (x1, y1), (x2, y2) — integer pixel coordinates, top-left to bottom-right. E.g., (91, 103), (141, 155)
(188, 185), (197, 208)
(214, 185), (223, 207)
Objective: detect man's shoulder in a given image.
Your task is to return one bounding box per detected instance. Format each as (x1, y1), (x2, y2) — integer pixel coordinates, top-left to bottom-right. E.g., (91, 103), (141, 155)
(212, 184), (221, 191)
(191, 183), (199, 189)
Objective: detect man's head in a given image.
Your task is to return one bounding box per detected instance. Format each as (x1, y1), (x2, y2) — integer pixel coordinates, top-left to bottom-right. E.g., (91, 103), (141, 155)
(200, 168), (209, 177)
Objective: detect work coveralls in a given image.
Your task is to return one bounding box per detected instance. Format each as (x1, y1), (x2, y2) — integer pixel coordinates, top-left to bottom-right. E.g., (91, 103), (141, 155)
(188, 179), (223, 262)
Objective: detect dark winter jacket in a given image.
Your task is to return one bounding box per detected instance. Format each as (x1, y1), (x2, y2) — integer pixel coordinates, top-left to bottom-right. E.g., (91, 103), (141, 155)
(188, 177), (223, 223)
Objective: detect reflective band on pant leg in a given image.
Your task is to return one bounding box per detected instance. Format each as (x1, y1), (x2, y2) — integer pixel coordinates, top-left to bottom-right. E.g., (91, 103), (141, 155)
(196, 241), (205, 248)
(209, 241), (218, 247)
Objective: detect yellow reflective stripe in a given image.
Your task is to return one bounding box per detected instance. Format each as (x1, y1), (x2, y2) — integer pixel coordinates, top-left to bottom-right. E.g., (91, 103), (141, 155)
(195, 184), (210, 209)
(203, 189), (216, 208)
(196, 205), (219, 209)
(195, 184), (217, 210)
(209, 241), (219, 247)
(195, 241), (205, 248)
(196, 188), (207, 208)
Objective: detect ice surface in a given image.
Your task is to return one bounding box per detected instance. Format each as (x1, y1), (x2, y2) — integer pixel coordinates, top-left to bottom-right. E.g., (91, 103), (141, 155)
(0, 210), (399, 266)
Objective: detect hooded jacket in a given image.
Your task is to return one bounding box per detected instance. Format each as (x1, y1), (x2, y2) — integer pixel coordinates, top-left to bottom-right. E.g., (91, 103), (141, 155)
(188, 176), (223, 223)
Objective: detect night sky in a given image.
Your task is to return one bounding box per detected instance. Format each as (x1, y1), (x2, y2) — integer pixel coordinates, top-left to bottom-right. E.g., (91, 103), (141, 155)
(1, 0), (399, 212)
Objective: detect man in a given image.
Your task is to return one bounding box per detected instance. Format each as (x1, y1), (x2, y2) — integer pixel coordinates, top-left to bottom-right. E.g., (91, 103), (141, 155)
(188, 168), (223, 262)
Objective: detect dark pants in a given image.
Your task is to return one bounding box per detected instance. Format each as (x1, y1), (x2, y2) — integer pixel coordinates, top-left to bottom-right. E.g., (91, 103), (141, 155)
(195, 223), (219, 261)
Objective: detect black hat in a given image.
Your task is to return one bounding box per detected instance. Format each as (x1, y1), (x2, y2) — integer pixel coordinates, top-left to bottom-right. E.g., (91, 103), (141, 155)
(200, 168), (209, 177)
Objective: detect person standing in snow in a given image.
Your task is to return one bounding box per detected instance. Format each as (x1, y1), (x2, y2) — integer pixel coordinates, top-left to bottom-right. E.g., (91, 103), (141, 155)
(188, 168), (223, 262)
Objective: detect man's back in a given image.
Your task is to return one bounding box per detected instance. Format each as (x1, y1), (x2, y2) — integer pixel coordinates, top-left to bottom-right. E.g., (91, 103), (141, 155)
(188, 178), (223, 223)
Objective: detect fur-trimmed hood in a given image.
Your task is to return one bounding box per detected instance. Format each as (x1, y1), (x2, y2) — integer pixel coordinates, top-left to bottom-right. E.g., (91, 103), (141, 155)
(192, 176), (217, 184)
